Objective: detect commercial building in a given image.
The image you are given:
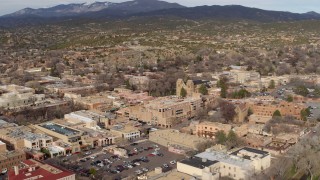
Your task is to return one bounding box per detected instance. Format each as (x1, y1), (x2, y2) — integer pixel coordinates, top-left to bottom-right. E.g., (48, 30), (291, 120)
(0, 150), (26, 171)
(34, 122), (93, 153)
(246, 101), (306, 120)
(196, 122), (232, 139)
(0, 127), (53, 151)
(177, 157), (220, 180)
(0, 84), (46, 110)
(8, 159), (75, 180)
(192, 147), (271, 180)
(64, 110), (104, 129)
(126, 96), (203, 128)
(73, 93), (113, 111)
(117, 91), (154, 106)
(110, 125), (140, 140)
(178, 147), (270, 180)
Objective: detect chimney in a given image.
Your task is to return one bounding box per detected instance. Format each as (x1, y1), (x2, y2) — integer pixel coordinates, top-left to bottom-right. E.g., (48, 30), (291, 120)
(14, 166), (19, 176)
(202, 158), (207, 163)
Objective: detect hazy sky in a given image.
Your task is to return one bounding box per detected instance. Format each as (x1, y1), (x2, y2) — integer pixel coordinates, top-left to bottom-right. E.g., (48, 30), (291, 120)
(1, 0), (319, 16)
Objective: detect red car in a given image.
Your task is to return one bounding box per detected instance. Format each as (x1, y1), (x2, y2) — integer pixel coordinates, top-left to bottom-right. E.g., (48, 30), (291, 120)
(147, 154), (156, 157)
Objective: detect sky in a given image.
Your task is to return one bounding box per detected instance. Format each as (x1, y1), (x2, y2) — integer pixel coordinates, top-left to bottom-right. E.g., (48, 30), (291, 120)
(0, 0), (320, 16)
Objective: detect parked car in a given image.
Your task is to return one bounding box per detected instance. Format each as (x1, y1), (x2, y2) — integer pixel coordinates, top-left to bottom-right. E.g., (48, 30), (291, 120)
(142, 167), (149, 172)
(170, 160), (176, 165)
(163, 164), (169, 168)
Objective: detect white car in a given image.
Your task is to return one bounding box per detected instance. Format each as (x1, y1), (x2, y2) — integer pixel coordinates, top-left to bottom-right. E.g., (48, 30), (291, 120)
(170, 160), (176, 165)
(142, 167), (149, 172)
(127, 165), (133, 169)
(134, 162), (141, 166)
(1, 168), (7, 174)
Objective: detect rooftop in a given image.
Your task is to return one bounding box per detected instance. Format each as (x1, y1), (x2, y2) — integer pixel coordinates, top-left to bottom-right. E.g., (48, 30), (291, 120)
(180, 157), (218, 169)
(230, 147), (270, 157)
(8, 159), (74, 180)
(40, 123), (80, 136)
(111, 125), (140, 133)
(145, 96), (201, 109)
(196, 149), (252, 170)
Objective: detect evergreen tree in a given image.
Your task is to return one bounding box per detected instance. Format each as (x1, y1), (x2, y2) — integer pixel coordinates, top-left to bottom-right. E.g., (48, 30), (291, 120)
(180, 87), (187, 97)
(273, 110), (282, 117)
(199, 84), (208, 95)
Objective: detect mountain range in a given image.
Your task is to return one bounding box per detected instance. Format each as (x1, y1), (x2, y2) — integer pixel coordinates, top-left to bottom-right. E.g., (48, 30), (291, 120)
(1, 0), (320, 27)
(4, 0), (184, 17)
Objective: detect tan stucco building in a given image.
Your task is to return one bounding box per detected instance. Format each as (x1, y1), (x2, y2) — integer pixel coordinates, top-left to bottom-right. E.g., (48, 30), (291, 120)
(178, 147), (271, 180)
(196, 121), (232, 139)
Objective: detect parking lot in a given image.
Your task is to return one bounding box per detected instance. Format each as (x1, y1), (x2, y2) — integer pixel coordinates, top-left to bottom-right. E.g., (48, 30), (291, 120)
(49, 141), (184, 179)
(306, 102), (320, 120)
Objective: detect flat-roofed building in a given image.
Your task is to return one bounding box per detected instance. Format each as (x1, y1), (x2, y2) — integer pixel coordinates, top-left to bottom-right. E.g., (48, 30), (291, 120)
(77, 127), (117, 147)
(196, 122), (232, 139)
(246, 101), (306, 120)
(110, 125), (140, 140)
(23, 133), (53, 151)
(0, 84), (46, 110)
(0, 126), (52, 151)
(177, 157), (220, 180)
(73, 93), (113, 111)
(191, 147), (271, 180)
(0, 150), (26, 171)
(34, 122), (92, 153)
(126, 96), (203, 128)
(117, 91), (154, 106)
(8, 159), (75, 180)
(64, 110), (102, 129)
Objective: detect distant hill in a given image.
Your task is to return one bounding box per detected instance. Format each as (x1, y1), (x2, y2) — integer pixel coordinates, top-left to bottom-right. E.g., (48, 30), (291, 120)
(4, 0), (184, 18)
(134, 5), (320, 22)
(1, 1), (320, 28)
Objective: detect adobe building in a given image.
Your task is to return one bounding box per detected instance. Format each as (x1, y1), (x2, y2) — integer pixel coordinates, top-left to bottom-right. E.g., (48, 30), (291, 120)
(0, 150), (26, 171)
(125, 96), (203, 128)
(196, 122), (232, 139)
(246, 101), (306, 120)
(178, 147), (271, 180)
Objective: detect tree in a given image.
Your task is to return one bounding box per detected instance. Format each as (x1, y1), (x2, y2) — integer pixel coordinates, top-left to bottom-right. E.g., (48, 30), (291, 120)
(219, 100), (236, 123)
(300, 108), (311, 121)
(286, 95), (293, 102)
(272, 110), (282, 118)
(217, 76), (228, 98)
(180, 87), (187, 97)
(89, 168), (97, 175)
(222, 130), (245, 149)
(294, 85), (309, 97)
(269, 80), (275, 89)
(199, 84), (208, 95)
(195, 140), (214, 152)
(215, 130), (227, 145)
(231, 89), (251, 99)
